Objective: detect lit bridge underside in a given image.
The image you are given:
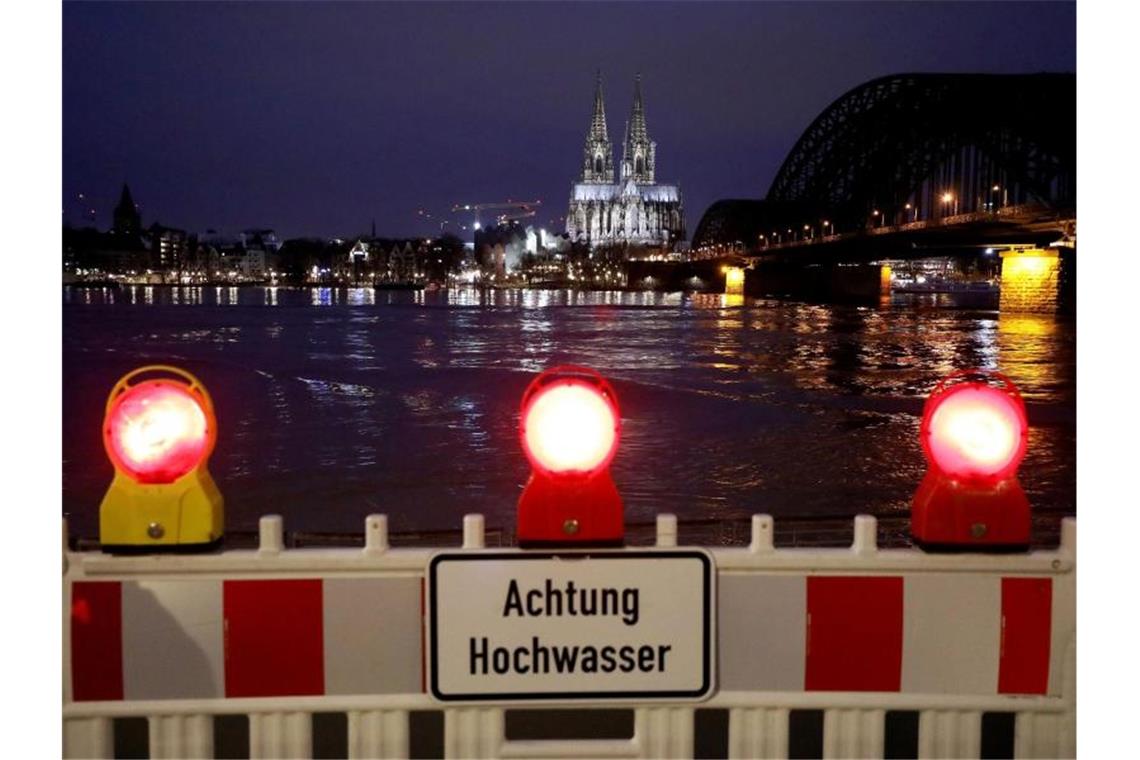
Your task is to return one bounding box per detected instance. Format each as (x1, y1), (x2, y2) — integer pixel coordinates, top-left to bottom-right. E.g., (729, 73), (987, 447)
(692, 73), (1075, 261)
(719, 204), (1073, 265)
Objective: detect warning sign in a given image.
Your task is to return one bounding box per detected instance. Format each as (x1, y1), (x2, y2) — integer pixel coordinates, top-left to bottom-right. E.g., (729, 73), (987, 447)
(427, 550), (714, 702)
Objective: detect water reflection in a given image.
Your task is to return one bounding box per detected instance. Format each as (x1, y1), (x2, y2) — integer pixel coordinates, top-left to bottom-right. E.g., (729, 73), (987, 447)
(997, 314), (1067, 400)
(62, 285), (1074, 538)
(345, 288), (375, 306)
(519, 312), (555, 373)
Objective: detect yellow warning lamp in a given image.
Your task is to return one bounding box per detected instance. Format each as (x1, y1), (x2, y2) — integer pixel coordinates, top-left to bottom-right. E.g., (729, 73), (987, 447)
(99, 365), (223, 553)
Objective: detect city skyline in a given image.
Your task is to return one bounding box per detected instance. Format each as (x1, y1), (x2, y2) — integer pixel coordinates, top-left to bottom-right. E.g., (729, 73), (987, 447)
(64, 2), (1074, 239)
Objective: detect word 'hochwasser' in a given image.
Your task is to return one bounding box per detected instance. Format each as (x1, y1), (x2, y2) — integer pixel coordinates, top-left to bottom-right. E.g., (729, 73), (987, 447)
(470, 636), (672, 676)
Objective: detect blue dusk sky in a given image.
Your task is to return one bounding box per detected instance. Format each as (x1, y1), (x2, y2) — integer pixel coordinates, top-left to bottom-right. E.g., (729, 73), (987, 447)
(63, 1), (1075, 239)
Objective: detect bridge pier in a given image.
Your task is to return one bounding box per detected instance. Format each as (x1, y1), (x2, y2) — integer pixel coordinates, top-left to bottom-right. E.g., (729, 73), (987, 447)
(999, 249), (1072, 313)
(724, 266), (745, 296)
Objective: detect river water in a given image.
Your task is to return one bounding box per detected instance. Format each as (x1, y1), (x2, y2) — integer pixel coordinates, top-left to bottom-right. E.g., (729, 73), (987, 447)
(62, 285), (1075, 542)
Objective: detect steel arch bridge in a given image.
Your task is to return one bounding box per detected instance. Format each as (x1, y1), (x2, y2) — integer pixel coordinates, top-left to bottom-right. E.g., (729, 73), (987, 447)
(692, 73), (1075, 252)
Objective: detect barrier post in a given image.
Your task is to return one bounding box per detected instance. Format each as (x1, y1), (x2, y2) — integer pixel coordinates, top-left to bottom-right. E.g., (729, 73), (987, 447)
(749, 514), (774, 553)
(852, 514), (878, 555)
(656, 514), (678, 547)
(364, 514), (389, 555)
(463, 514), (485, 549)
(258, 515), (284, 555)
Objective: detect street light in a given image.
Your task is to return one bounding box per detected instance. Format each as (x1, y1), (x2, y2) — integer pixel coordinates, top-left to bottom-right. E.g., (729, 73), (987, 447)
(991, 184), (1007, 209)
(822, 220), (831, 237)
(941, 192), (957, 216)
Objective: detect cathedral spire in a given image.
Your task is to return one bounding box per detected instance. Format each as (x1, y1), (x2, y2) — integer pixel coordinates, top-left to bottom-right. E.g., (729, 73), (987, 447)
(581, 70), (614, 183)
(629, 73), (648, 143)
(589, 69), (609, 142)
(621, 73), (656, 184)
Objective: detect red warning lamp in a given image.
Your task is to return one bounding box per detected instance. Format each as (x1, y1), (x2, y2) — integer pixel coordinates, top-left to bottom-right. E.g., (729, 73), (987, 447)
(517, 366), (623, 547)
(912, 370), (1030, 552)
(100, 365), (223, 552)
(106, 382), (211, 484)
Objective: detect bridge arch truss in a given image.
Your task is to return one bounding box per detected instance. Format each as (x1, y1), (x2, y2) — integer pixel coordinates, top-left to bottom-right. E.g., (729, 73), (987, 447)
(693, 73), (1074, 250)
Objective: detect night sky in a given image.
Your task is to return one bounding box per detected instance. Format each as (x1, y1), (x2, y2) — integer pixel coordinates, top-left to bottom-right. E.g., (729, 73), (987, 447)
(63, 1), (1074, 240)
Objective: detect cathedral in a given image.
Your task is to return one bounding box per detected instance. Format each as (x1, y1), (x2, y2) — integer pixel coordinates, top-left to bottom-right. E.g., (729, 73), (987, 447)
(566, 73), (685, 249)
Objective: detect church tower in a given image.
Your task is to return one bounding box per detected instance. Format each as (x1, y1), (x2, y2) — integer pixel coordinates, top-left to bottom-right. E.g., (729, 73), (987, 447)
(580, 71), (614, 183)
(621, 74), (656, 184)
(567, 70), (683, 250)
(112, 183), (141, 237)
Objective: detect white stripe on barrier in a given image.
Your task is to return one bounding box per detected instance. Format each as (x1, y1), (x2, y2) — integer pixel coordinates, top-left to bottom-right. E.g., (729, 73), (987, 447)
(445, 707), (503, 759)
(918, 708), (981, 759)
(323, 577), (422, 695)
(1048, 573), (1076, 697)
(148, 713), (212, 759)
(901, 573), (1001, 694)
(823, 707), (884, 759)
(347, 709), (409, 759)
(1015, 710), (1075, 759)
(250, 710), (311, 759)
(718, 575), (806, 691)
(123, 580), (224, 700)
(63, 716), (112, 759)
(636, 706), (693, 758)
(728, 706), (788, 759)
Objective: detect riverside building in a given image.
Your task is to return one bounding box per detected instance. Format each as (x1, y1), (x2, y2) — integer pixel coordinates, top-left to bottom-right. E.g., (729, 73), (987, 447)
(565, 73), (685, 250)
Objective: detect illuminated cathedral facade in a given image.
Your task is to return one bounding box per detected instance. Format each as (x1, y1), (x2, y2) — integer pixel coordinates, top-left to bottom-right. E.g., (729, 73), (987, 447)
(566, 73), (685, 249)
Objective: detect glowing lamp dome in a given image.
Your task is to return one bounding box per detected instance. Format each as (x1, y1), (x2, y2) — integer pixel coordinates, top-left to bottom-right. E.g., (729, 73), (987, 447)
(105, 381), (213, 484)
(922, 380), (1027, 480)
(520, 370), (620, 476)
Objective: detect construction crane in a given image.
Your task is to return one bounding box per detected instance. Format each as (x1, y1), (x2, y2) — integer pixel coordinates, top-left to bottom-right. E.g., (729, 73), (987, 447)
(451, 199), (542, 230)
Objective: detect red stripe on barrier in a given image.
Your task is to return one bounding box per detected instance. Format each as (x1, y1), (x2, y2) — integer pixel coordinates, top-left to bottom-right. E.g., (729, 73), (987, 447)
(805, 576), (903, 691)
(71, 581), (124, 701)
(998, 577), (1052, 695)
(224, 579), (324, 697)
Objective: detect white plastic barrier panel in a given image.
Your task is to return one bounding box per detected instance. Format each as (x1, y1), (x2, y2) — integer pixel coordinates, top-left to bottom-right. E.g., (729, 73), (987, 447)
(63, 513), (1075, 759)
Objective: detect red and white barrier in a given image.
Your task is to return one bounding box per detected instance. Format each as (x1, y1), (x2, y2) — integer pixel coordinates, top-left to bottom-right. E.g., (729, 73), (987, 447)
(64, 513), (1075, 759)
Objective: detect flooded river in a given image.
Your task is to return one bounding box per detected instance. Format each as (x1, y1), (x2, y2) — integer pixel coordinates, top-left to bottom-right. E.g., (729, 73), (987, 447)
(62, 286), (1075, 542)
